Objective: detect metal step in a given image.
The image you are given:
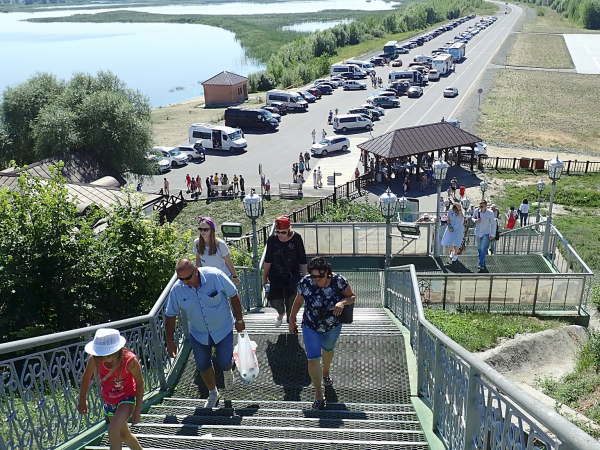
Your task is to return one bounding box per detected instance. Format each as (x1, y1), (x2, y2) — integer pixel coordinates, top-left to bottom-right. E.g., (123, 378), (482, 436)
(149, 405), (418, 421)
(140, 413), (421, 430)
(128, 423), (426, 442)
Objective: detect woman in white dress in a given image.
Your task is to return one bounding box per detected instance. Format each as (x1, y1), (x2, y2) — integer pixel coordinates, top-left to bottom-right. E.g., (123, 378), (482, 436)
(441, 202), (465, 263)
(194, 216), (240, 285)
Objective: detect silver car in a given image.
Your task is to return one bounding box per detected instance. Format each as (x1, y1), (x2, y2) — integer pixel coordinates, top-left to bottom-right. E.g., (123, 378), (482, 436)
(310, 136), (351, 157)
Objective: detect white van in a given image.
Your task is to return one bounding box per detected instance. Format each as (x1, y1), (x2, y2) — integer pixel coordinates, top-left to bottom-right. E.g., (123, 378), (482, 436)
(330, 64), (367, 78)
(414, 55), (433, 65)
(345, 60), (376, 75)
(188, 123), (247, 153)
(266, 90), (308, 112)
(333, 114), (373, 133)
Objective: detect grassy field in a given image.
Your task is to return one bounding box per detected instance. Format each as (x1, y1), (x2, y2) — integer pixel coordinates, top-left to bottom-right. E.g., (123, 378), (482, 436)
(521, 5), (600, 34)
(505, 33), (574, 68)
(477, 70), (600, 153)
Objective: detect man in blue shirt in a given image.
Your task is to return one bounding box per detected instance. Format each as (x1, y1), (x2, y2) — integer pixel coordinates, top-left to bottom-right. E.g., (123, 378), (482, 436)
(165, 258), (245, 408)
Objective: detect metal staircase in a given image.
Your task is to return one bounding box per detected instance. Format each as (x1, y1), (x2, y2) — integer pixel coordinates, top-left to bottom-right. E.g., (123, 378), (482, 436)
(87, 309), (429, 450)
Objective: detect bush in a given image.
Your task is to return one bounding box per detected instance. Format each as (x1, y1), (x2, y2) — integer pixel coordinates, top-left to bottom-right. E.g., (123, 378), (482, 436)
(247, 70), (276, 93)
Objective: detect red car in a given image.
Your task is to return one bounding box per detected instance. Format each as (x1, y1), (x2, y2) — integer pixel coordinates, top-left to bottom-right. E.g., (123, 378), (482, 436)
(307, 87), (322, 99)
(391, 58), (403, 67)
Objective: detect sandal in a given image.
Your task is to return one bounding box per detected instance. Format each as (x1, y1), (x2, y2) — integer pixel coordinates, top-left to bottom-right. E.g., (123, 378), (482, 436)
(311, 398), (325, 410)
(322, 376), (333, 387)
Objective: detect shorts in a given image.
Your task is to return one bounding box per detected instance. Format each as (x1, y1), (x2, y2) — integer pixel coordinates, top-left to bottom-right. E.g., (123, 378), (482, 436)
(190, 332), (234, 372)
(302, 323), (342, 360)
(103, 396), (136, 417)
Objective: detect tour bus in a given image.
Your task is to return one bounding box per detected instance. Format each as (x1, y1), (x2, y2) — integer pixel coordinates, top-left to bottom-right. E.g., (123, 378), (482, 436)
(448, 42), (466, 62)
(383, 40), (398, 56)
(188, 123), (248, 153)
(266, 90), (308, 112)
(345, 60), (376, 75)
(388, 70), (424, 85)
(431, 54), (453, 75)
(330, 64), (367, 79)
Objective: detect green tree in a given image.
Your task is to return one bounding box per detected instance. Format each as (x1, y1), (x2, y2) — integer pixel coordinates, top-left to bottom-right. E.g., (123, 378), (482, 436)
(580, 0), (600, 28)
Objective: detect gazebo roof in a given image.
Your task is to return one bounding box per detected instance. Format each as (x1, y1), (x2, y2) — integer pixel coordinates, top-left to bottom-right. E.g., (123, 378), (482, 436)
(357, 122), (482, 159)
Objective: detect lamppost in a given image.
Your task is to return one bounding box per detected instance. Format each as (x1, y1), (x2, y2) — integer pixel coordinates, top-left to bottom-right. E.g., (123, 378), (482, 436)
(480, 180), (488, 201)
(243, 190), (262, 307)
(398, 196), (408, 222)
(461, 196), (471, 222)
(433, 158), (449, 257)
(379, 188), (398, 308)
(536, 179), (546, 223)
(542, 156), (565, 257)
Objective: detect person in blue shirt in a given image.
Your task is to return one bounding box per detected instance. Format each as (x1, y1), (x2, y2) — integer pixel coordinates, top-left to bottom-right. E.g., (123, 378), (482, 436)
(165, 258), (245, 408)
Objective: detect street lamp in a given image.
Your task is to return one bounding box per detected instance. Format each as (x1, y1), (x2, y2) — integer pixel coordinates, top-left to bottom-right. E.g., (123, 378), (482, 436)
(243, 190), (262, 307)
(542, 156), (565, 256)
(433, 158), (449, 257)
(479, 180), (488, 201)
(398, 196), (408, 222)
(379, 188), (398, 308)
(536, 179), (546, 223)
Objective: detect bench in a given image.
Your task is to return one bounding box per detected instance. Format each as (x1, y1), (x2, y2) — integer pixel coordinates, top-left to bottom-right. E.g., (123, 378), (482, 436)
(207, 184), (234, 196)
(279, 182), (303, 199)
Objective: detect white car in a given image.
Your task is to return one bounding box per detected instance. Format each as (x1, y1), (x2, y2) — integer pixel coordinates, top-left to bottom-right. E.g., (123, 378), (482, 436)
(311, 136), (351, 156)
(443, 86), (459, 98)
(153, 146), (188, 167)
(428, 69), (440, 81)
(328, 76), (345, 86)
(148, 151), (171, 173)
(361, 103), (385, 116)
(343, 80), (367, 90)
(176, 144), (205, 161)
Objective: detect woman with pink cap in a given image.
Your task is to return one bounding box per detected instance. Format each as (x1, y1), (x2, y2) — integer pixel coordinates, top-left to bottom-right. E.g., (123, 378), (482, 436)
(263, 215), (307, 327)
(78, 328), (144, 450)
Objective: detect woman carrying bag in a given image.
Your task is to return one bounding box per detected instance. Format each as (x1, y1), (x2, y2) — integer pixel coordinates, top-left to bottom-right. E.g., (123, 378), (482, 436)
(289, 257), (356, 410)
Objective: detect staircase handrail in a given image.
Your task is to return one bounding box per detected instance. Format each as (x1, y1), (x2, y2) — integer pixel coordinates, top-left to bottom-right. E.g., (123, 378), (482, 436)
(388, 264), (600, 450)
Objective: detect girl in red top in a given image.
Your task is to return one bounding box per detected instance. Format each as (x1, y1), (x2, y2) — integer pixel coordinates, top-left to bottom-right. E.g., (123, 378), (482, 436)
(78, 329), (144, 450)
(506, 206), (517, 230)
(459, 185), (466, 200)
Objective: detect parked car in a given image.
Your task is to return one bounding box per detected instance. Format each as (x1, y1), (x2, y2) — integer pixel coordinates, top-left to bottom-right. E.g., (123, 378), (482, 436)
(370, 57), (385, 66)
(407, 86), (424, 98)
(152, 146), (188, 167)
(315, 79), (337, 89)
(298, 90), (317, 103)
(391, 57), (403, 67)
(265, 101), (288, 115)
(361, 103), (386, 116)
(396, 46), (409, 54)
(428, 69), (440, 81)
(148, 151), (171, 173)
(443, 86), (459, 98)
(371, 96), (401, 108)
(310, 136), (351, 156)
(333, 114), (373, 132)
(176, 144), (205, 161)
(343, 80), (367, 90)
(348, 107), (378, 120)
(306, 87), (322, 99)
(311, 84), (333, 95)
(388, 81), (411, 95)
(328, 76), (345, 86)
(260, 106), (282, 121)
(367, 90), (397, 103)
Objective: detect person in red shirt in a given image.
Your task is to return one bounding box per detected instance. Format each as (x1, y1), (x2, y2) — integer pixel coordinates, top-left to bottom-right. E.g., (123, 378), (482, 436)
(459, 185), (466, 200)
(78, 329), (144, 450)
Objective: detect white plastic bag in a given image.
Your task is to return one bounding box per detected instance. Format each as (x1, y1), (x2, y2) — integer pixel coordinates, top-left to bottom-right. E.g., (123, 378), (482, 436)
(233, 331), (259, 385)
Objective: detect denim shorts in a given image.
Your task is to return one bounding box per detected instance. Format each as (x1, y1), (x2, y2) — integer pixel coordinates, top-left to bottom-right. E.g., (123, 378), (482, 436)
(103, 396), (136, 417)
(302, 324), (342, 360)
(190, 332), (234, 372)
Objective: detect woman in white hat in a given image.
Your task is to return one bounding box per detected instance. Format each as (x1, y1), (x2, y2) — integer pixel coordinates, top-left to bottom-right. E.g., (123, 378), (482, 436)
(78, 328), (144, 450)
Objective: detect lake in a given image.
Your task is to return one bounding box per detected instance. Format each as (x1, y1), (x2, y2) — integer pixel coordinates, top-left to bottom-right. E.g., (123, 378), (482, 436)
(0, 0), (399, 107)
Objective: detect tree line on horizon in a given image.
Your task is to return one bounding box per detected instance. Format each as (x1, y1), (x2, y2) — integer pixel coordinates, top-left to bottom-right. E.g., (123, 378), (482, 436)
(520, 0), (600, 29)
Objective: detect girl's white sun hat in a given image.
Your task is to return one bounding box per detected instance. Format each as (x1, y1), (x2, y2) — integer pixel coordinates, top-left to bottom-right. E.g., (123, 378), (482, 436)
(84, 328), (126, 356)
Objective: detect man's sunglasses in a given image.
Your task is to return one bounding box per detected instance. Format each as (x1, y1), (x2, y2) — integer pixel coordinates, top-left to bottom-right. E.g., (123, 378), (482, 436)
(178, 272), (194, 282)
(310, 274), (327, 279)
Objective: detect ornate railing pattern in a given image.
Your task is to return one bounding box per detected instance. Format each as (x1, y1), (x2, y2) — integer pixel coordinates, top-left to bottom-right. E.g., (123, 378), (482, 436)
(386, 265), (600, 450)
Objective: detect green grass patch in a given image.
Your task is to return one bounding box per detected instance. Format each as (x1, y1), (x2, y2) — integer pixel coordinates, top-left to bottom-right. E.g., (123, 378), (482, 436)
(505, 34), (574, 69)
(477, 70), (600, 153)
(423, 308), (563, 352)
(522, 4), (600, 34)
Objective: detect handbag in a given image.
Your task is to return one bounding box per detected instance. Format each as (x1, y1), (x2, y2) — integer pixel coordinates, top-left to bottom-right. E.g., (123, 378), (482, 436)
(332, 276), (354, 324)
(233, 331), (259, 385)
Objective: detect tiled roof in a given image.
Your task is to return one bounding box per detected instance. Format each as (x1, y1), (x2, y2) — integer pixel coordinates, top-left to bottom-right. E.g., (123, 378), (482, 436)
(357, 122), (482, 159)
(202, 71), (248, 86)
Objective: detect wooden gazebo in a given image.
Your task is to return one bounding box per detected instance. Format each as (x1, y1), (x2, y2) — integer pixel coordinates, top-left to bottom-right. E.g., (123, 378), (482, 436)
(357, 122), (483, 182)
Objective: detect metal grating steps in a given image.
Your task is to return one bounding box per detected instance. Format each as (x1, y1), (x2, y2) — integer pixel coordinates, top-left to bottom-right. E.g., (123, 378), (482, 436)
(86, 308), (429, 450)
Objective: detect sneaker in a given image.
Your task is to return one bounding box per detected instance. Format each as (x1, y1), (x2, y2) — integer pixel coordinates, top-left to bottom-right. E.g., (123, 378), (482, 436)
(311, 398), (326, 410)
(323, 376), (333, 387)
(274, 316), (283, 328)
(223, 369), (234, 391)
(205, 389), (219, 408)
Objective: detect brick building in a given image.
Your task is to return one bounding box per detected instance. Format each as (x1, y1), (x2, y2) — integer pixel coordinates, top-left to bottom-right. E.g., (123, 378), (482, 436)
(202, 71), (248, 107)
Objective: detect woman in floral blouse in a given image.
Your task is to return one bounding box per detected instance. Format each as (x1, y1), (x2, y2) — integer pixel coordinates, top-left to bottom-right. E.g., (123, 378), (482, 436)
(289, 257), (356, 410)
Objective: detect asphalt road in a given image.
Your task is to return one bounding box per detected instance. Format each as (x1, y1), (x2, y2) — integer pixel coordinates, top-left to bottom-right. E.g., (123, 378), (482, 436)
(140, 3), (521, 196)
